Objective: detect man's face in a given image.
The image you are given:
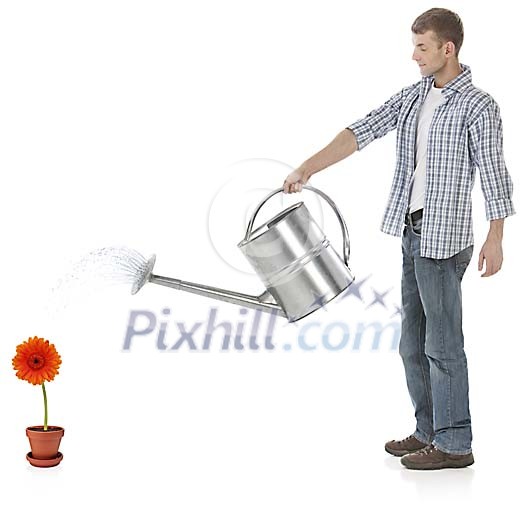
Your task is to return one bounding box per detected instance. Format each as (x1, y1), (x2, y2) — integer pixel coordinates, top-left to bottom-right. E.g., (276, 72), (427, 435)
(412, 30), (448, 77)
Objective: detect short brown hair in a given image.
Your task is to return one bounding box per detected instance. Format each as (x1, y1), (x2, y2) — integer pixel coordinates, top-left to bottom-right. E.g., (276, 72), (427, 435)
(412, 8), (464, 57)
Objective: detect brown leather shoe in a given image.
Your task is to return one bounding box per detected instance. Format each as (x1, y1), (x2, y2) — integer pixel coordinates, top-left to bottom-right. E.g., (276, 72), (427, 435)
(401, 444), (474, 470)
(385, 434), (430, 457)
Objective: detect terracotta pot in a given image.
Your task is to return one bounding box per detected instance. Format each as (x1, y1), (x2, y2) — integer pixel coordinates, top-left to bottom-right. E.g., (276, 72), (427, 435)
(26, 426), (64, 460)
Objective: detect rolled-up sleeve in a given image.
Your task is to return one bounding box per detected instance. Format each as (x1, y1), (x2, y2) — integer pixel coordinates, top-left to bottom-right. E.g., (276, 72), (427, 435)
(468, 100), (516, 220)
(346, 86), (410, 151)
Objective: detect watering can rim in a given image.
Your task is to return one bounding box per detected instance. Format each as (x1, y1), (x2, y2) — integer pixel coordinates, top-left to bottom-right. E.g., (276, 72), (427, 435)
(236, 201), (304, 248)
(238, 185), (351, 267)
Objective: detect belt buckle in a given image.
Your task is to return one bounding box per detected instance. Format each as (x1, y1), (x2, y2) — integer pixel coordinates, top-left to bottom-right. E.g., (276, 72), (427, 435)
(405, 209), (421, 231)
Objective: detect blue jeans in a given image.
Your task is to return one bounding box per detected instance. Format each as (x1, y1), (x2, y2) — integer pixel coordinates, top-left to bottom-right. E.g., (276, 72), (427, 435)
(399, 214), (474, 455)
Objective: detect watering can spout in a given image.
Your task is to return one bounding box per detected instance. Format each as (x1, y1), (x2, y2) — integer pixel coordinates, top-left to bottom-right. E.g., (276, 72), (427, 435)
(132, 255), (286, 317)
(149, 274), (286, 317)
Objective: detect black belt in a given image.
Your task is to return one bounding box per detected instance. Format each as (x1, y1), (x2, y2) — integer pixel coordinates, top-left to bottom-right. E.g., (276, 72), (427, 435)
(404, 208), (423, 225)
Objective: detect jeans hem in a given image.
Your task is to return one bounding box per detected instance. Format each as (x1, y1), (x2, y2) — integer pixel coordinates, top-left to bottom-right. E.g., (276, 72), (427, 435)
(413, 430), (433, 445)
(432, 440), (472, 455)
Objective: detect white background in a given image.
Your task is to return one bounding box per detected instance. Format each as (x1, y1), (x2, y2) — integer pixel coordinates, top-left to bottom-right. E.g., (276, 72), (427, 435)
(0, 0), (523, 508)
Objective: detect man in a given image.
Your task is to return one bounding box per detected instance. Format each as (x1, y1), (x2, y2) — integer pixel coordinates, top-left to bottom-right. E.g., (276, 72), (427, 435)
(282, 8), (515, 470)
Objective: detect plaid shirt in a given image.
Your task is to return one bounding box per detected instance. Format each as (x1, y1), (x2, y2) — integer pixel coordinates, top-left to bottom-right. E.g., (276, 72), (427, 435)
(347, 63), (515, 259)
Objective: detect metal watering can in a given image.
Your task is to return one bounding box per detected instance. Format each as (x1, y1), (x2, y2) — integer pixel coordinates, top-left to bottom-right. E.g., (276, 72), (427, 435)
(132, 185), (355, 322)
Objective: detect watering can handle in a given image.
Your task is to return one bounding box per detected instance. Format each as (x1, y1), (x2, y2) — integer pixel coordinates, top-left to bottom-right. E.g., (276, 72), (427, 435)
(243, 185), (351, 267)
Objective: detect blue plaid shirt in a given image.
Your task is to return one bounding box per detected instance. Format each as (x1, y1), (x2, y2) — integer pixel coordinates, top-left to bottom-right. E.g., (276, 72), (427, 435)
(347, 63), (515, 259)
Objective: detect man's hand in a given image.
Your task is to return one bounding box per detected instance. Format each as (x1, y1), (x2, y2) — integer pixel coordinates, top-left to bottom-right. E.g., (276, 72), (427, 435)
(478, 238), (503, 277)
(479, 218), (505, 277)
(283, 168), (310, 194)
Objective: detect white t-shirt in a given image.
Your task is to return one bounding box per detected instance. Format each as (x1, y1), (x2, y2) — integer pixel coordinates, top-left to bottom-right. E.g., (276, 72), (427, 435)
(408, 81), (446, 213)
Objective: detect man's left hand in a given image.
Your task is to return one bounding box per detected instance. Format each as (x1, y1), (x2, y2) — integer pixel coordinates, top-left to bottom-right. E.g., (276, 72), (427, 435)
(478, 238), (503, 277)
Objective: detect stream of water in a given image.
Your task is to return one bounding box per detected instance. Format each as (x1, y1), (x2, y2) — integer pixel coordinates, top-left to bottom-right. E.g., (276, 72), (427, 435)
(47, 245), (151, 313)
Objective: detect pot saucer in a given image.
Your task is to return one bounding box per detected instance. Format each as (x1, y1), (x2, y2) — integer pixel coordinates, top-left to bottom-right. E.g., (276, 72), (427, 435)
(26, 451), (63, 468)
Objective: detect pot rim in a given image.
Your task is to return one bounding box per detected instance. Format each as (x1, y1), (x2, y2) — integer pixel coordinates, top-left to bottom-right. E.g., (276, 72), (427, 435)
(26, 425), (64, 433)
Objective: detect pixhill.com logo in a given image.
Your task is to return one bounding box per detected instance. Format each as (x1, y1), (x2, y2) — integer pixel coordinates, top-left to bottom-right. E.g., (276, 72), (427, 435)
(122, 274), (402, 352)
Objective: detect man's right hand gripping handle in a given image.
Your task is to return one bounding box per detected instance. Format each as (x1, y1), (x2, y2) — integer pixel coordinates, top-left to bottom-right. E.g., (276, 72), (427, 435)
(283, 168), (310, 194)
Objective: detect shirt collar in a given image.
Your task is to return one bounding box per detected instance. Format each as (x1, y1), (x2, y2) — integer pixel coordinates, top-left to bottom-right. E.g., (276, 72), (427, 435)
(421, 63), (472, 98)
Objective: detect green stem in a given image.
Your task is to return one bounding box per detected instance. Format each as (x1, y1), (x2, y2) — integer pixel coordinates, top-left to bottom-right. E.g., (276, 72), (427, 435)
(42, 382), (48, 431)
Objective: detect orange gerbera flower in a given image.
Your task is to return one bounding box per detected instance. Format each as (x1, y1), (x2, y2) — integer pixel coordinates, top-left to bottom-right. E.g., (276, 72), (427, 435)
(12, 336), (62, 385)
